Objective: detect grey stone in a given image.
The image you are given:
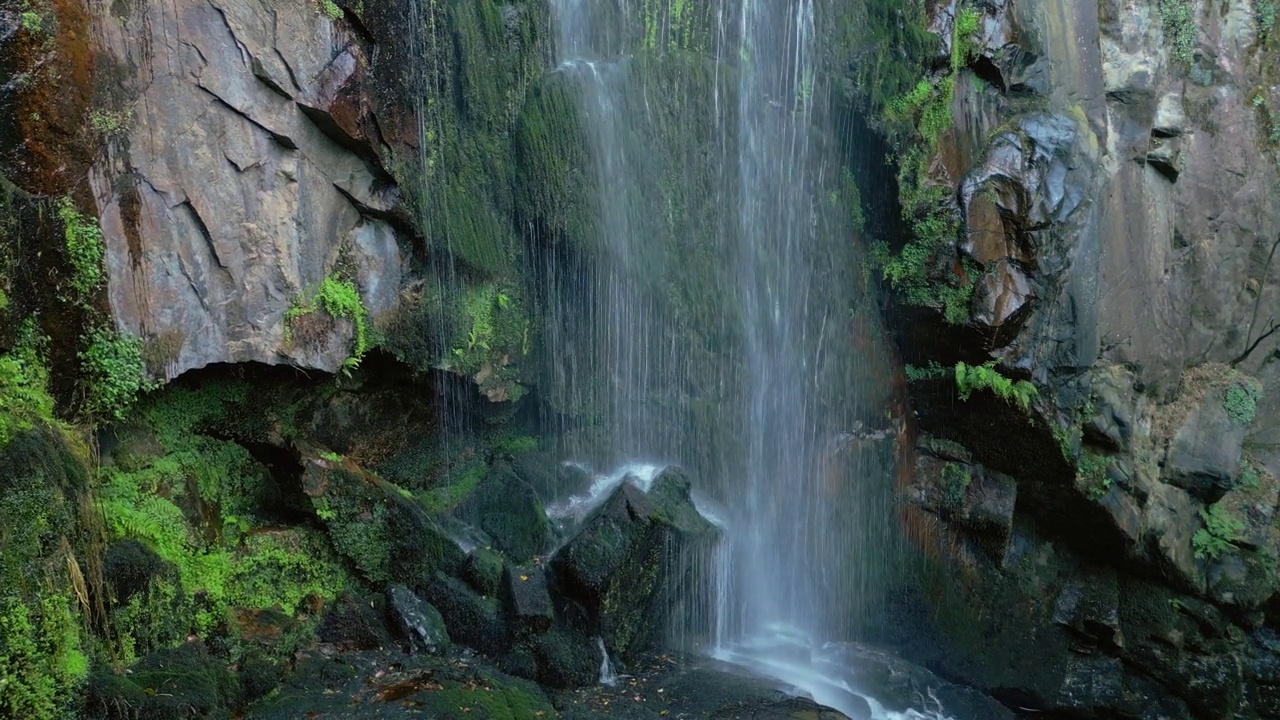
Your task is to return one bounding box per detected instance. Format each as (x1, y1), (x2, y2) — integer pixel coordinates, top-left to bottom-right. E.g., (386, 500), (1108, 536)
(87, 0), (404, 380)
(500, 564), (554, 637)
(387, 584), (449, 655)
(1164, 399), (1246, 502)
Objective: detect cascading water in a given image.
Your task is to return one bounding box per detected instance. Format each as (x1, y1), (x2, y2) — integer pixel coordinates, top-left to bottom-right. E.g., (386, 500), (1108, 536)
(543, 0), (923, 717)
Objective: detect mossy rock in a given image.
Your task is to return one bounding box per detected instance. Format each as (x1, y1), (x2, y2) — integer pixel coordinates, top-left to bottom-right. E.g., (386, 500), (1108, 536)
(301, 450), (464, 585)
(422, 572), (510, 656)
(463, 547), (506, 597)
(550, 468), (718, 658)
(0, 426), (92, 720)
(86, 643), (239, 720)
(454, 461), (552, 562)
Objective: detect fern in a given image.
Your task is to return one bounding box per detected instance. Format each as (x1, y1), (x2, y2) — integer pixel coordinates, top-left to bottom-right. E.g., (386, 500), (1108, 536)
(955, 361), (1037, 411)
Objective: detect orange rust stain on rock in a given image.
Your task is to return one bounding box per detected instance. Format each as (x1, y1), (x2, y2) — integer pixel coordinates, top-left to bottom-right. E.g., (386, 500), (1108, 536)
(5, 0), (96, 197)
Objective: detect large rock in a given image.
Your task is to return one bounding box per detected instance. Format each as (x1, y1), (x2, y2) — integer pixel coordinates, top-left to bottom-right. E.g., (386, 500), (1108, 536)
(454, 461), (552, 562)
(1163, 397), (1247, 502)
(86, 0), (405, 379)
(550, 466), (718, 658)
(387, 585), (449, 655)
(300, 447), (464, 586)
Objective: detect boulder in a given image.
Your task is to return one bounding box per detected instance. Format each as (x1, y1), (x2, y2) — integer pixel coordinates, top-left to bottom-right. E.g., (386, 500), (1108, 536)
(463, 547), (506, 597)
(421, 572), (510, 657)
(317, 591), (393, 652)
(1164, 399), (1246, 502)
(454, 461), (553, 562)
(551, 466), (718, 658)
(387, 585), (450, 655)
(300, 448), (464, 586)
(500, 565), (554, 637)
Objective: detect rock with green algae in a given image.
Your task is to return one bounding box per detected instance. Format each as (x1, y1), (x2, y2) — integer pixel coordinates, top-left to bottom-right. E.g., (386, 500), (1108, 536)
(245, 649), (558, 720)
(85, 642), (239, 720)
(550, 466), (719, 659)
(300, 447), (464, 585)
(462, 547), (505, 597)
(454, 461), (552, 562)
(0, 425), (94, 720)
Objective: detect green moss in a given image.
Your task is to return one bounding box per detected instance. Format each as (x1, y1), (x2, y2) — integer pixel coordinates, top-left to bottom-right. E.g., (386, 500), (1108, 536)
(316, 0), (341, 19)
(57, 198), (104, 300)
(421, 461), (487, 514)
(1259, 1), (1277, 35)
(941, 462), (972, 508)
(1078, 454), (1111, 500)
(1158, 0), (1197, 64)
(0, 426), (92, 720)
(1223, 380), (1261, 424)
(79, 327), (152, 421)
(0, 595), (88, 719)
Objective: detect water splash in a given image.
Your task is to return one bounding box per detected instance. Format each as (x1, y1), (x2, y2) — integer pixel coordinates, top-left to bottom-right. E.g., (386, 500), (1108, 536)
(597, 637), (619, 687)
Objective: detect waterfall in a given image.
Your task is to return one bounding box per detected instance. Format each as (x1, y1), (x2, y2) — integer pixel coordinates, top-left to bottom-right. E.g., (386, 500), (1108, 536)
(547, 0), (906, 698)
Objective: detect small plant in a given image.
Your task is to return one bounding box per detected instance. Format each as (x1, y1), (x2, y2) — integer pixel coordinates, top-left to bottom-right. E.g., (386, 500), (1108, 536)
(1078, 453), (1111, 500)
(286, 275), (370, 372)
(56, 198), (105, 299)
(1240, 460), (1261, 490)
(1259, 0), (1277, 35)
(1192, 503), (1245, 559)
(317, 0), (342, 19)
(941, 462), (972, 508)
(954, 361), (1038, 411)
(1223, 380), (1261, 424)
(951, 7), (981, 71)
(19, 11), (42, 32)
(89, 109), (132, 136)
(1158, 0), (1197, 64)
(319, 450), (343, 462)
(905, 362), (948, 381)
(79, 327), (152, 421)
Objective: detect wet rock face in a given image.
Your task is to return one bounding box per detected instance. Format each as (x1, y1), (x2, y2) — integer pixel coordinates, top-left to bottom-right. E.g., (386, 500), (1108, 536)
(387, 584), (450, 655)
(551, 467), (719, 659)
(86, 0), (406, 379)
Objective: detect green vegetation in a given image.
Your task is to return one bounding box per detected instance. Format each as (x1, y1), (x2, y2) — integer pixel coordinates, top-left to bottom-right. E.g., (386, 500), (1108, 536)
(317, 0), (341, 19)
(904, 362), (948, 381)
(79, 327), (152, 421)
(89, 109), (132, 136)
(1240, 458), (1262, 489)
(286, 275), (370, 372)
(954, 361), (1038, 411)
(420, 462), (488, 514)
(0, 595), (88, 719)
(1193, 502), (1245, 560)
(868, 6), (982, 324)
(57, 198), (105, 299)
(941, 462), (972, 508)
(1079, 453), (1111, 500)
(1223, 379), (1261, 424)
(99, 386), (351, 644)
(0, 423), (93, 720)
(1158, 0), (1197, 64)
(1260, 1), (1277, 35)
(0, 322), (57, 447)
(20, 11), (42, 33)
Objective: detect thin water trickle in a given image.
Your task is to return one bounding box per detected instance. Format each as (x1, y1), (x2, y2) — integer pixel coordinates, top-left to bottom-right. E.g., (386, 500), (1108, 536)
(597, 637), (619, 687)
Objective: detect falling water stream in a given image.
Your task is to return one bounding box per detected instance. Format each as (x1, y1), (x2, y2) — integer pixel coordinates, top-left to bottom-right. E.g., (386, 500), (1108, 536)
(543, 0), (936, 718)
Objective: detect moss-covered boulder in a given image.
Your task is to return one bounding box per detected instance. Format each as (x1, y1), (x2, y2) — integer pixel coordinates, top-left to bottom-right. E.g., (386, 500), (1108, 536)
(454, 461), (552, 562)
(300, 447), (464, 586)
(0, 426), (93, 719)
(421, 572), (510, 657)
(86, 643), (239, 720)
(550, 467), (718, 658)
